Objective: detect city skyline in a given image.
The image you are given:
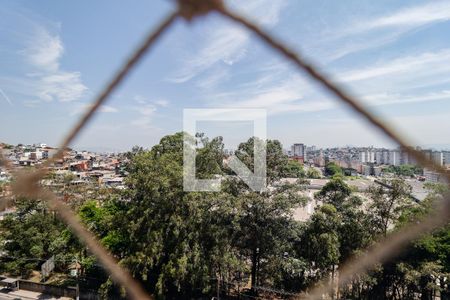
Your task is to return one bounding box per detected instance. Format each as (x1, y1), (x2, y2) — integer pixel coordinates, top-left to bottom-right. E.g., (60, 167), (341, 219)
(2, 1), (450, 150)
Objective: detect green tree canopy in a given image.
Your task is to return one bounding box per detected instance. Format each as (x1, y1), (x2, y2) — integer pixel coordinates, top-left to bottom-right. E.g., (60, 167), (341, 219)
(325, 162), (343, 177)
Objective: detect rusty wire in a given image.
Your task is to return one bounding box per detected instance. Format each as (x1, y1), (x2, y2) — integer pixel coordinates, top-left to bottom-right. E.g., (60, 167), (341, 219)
(214, 4), (450, 299)
(11, 177), (153, 300)
(301, 194), (450, 299)
(5, 10), (180, 300)
(41, 11), (179, 170)
(2, 1), (450, 299)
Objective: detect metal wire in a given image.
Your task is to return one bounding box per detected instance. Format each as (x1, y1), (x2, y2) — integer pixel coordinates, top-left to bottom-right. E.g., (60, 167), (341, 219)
(214, 4), (450, 298)
(5, 10), (180, 300)
(2, 1), (450, 299)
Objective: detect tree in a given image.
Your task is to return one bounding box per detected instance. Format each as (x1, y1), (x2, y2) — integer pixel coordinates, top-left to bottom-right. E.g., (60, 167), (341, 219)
(315, 177), (352, 211)
(306, 167), (322, 179)
(232, 183), (306, 291)
(383, 165), (423, 177)
(367, 178), (413, 236)
(301, 179), (373, 298)
(194, 133), (224, 179)
(325, 162), (343, 177)
(389, 183), (450, 299)
(281, 160), (305, 178)
(0, 198), (80, 277)
(229, 137), (308, 291)
(120, 132), (241, 298)
(234, 138), (288, 184)
(302, 204), (341, 274)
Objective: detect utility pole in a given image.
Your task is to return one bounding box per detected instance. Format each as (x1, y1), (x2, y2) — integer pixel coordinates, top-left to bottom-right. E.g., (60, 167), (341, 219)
(216, 274), (220, 300)
(75, 258), (80, 300)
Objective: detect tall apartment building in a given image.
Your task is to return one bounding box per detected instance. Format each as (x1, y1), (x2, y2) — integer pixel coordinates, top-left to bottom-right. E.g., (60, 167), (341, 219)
(375, 150), (389, 165)
(422, 150), (433, 161)
(382, 151), (389, 165)
(431, 151), (444, 166)
(306, 145), (316, 152)
(400, 150), (411, 165)
(291, 143), (305, 157)
(359, 149), (375, 163)
(375, 151), (383, 165)
(291, 143), (306, 163)
(389, 150), (400, 166)
(443, 151), (450, 166)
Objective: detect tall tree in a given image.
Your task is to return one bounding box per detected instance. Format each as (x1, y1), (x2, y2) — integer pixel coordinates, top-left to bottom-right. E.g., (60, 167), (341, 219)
(367, 178), (413, 236)
(121, 132), (240, 298)
(229, 137), (308, 291)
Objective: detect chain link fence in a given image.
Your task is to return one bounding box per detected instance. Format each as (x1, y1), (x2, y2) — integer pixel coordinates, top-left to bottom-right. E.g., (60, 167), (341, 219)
(1, 1), (449, 299)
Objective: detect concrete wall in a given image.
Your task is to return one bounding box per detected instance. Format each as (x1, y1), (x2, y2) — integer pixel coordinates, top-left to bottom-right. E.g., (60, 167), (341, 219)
(19, 279), (99, 299)
(19, 280), (76, 298)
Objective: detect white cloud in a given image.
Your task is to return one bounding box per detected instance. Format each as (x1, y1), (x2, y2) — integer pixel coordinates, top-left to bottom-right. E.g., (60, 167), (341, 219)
(195, 66), (230, 90)
(130, 95), (168, 129)
(340, 49), (450, 82)
(168, 26), (249, 83)
(203, 60), (333, 115)
(0, 88), (13, 106)
(168, 0), (287, 84)
(37, 72), (87, 102)
(6, 24), (88, 104)
(364, 1), (450, 30)
(154, 99), (169, 107)
(201, 45), (450, 116)
(139, 104), (157, 116)
(133, 95), (169, 108)
(133, 95), (147, 104)
(70, 103), (118, 116)
(363, 90), (450, 106)
(312, 1), (450, 62)
(22, 26), (64, 72)
(331, 49), (450, 107)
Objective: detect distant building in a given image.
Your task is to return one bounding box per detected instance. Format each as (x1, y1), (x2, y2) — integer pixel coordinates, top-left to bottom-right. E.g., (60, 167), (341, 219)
(306, 145), (316, 152)
(443, 151), (450, 166)
(291, 143), (306, 163)
(424, 168), (448, 184)
(400, 150), (411, 165)
(389, 150), (400, 166)
(422, 150), (433, 161)
(359, 149), (375, 163)
(373, 166), (382, 176)
(375, 151), (384, 165)
(431, 151), (444, 166)
(291, 143), (306, 157)
(29, 151), (43, 161)
(362, 165), (372, 176)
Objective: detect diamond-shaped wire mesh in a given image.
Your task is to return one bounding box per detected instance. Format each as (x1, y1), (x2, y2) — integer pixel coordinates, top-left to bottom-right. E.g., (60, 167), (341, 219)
(1, 1), (449, 299)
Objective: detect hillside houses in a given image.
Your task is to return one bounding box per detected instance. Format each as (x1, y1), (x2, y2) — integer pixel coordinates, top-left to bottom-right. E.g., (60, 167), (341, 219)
(0, 143), (127, 189)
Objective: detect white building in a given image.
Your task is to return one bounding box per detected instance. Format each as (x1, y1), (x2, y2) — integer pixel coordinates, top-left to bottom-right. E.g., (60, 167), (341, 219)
(375, 152), (383, 165)
(389, 150), (400, 166)
(432, 151), (444, 166)
(424, 168), (448, 183)
(382, 151), (389, 165)
(360, 149), (375, 163)
(291, 143), (306, 158)
(400, 150), (411, 165)
(443, 151), (450, 166)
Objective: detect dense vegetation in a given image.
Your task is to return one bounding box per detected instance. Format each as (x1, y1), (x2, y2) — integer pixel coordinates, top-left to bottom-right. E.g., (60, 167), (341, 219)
(324, 162), (343, 177)
(1, 133), (449, 299)
(383, 164), (423, 177)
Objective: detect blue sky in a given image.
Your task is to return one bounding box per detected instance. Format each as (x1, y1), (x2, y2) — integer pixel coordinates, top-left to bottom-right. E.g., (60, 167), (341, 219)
(1, 0), (450, 151)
